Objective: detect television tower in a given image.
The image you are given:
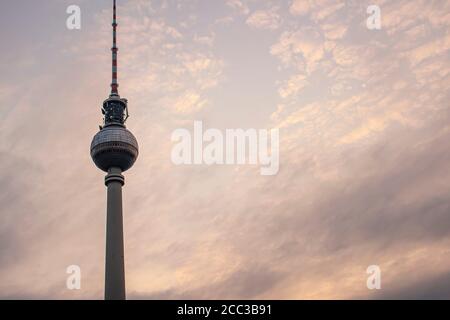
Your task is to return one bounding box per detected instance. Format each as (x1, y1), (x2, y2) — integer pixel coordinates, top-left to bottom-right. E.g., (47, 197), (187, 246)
(90, 0), (138, 300)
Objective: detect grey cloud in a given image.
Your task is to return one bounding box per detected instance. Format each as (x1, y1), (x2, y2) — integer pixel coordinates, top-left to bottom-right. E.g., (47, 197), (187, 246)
(368, 271), (450, 300)
(129, 265), (283, 300)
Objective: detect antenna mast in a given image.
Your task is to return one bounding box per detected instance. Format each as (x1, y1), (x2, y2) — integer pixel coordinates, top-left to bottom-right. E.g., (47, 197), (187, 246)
(111, 0), (119, 96)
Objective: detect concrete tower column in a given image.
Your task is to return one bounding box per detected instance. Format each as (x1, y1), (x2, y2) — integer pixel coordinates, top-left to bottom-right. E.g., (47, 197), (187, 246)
(104, 167), (126, 300)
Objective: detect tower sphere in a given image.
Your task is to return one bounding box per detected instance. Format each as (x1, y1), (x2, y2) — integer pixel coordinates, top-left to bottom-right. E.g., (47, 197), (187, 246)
(90, 124), (139, 172)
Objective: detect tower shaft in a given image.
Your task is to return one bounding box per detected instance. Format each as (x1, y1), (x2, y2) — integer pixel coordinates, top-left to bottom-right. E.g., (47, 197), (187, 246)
(104, 167), (126, 300)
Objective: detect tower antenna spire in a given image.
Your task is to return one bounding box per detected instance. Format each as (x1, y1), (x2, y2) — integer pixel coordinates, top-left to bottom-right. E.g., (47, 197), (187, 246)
(111, 0), (119, 96)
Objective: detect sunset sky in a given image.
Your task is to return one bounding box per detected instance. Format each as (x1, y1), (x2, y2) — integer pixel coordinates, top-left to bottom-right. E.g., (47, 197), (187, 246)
(0, 0), (449, 299)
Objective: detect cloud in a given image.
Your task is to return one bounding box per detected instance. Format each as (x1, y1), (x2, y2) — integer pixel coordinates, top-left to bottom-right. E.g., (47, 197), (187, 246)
(370, 271), (450, 300)
(226, 0), (250, 16)
(193, 33), (216, 47)
(172, 91), (208, 114)
(289, 0), (311, 16)
(290, 0), (345, 22)
(278, 74), (307, 99)
(246, 8), (281, 30)
(130, 264), (283, 299)
(214, 16), (234, 25)
(270, 27), (325, 73)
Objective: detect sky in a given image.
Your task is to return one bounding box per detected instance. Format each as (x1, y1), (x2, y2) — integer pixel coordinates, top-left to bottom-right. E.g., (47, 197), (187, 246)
(0, 0), (449, 299)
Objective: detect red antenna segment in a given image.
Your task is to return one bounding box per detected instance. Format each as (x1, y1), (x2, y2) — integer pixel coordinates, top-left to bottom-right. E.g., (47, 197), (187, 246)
(111, 0), (119, 96)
